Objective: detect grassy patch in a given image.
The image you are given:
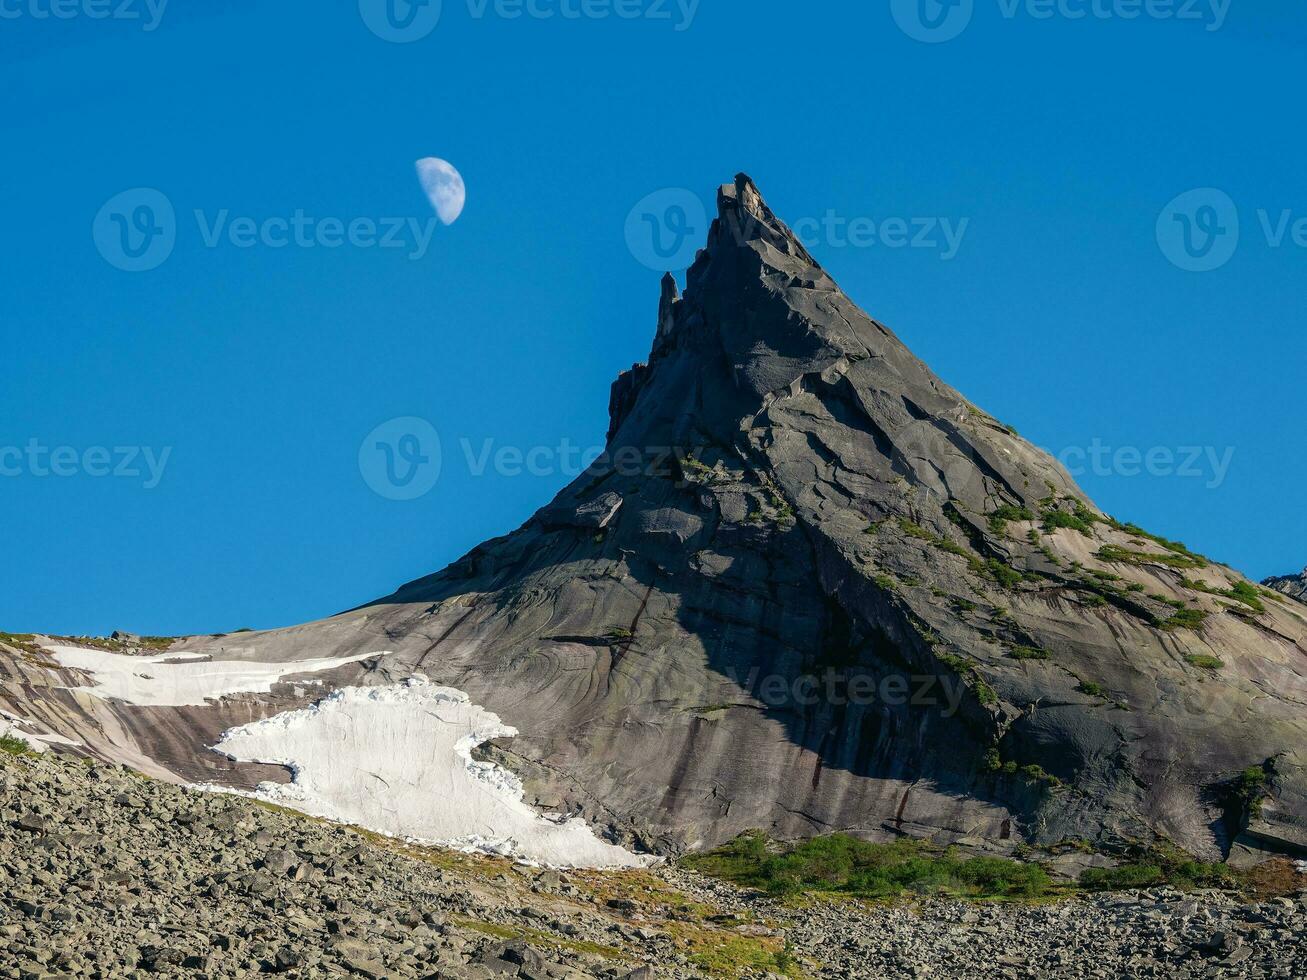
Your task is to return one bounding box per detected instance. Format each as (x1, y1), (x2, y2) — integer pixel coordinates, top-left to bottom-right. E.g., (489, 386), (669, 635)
(933, 651), (998, 706)
(1008, 645), (1050, 661)
(684, 833), (1053, 902)
(672, 927), (801, 979)
(1180, 578), (1266, 614)
(1041, 509), (1095, 536)
(1080, 856), (1233, 892)
(898, 518), (984, 573)
(0, 631), (45, 656)
(988, 504), (1035, 534)
(1232, 765), (1271, 818)
(1102, 520), (1208, 566)
(985, 559), (1025, 589)
(766, 490), (795, 523)
(1185, 654), (1224, 671)
(0, 734), (35, 756)
(1096, 544), (1205, 571)
(455, 918), (624, 961)
(1158, 608), (1209, 631)
(1078, 681), (1105, 697)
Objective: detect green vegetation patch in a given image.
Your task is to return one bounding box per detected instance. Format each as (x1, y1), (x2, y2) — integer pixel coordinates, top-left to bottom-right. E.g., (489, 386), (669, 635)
(1159, 608), (1210, 632)
(897, 518), (984, 573)
(1041, 508), (1095, 536)
(985, 558), (1026, 589)
(0, 734), (35, 756)
(1096, 545), (1205, 571)
(988, 504), (1035, 534)
(1008, 645), (1050, 661)
(455, 918), (623, 961)
(1080, 850), (1234, 892)
(1102, 519), (1208, 566)
(683, 833), (1053, 901)
(1185, 654), (1224, 671)
(1180, 578), (1266, 614)
(1232, 765), (1271, 819)
(0, 632), (46, 657)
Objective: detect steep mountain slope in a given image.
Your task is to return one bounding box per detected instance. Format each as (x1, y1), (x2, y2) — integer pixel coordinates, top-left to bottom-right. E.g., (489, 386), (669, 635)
(1265, 569), (1307, 603)
(3, 176), (1305, 867)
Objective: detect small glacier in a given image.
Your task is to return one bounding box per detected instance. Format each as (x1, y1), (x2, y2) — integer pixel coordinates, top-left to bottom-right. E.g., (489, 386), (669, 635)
(210, 677), (654, 870)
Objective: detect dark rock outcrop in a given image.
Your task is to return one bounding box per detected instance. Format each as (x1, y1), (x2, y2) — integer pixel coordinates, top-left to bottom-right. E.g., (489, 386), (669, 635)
(1265, 568), (1307, 603)
(4, 175), (1305, 866)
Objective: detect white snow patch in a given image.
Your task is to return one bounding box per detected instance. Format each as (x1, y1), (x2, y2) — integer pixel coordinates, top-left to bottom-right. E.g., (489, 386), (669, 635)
(43, 645), (379, 707)
(210, 677), (654, 870)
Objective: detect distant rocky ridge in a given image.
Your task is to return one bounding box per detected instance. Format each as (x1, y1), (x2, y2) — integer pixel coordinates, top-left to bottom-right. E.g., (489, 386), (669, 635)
(2, 174), (1305, 872)
(1264, 568), (1307, 603)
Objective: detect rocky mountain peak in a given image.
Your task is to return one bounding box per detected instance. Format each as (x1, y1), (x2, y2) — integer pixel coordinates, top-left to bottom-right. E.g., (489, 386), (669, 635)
(5, 175), (1305, 875)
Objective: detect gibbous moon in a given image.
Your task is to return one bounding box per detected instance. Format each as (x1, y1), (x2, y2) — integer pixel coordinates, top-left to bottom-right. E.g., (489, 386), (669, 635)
(415, 157), (466, 225)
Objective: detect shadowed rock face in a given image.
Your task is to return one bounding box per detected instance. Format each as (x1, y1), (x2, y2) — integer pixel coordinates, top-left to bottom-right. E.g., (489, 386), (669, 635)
(1265, 569), (1307, 603)
(4, 175), (1305, 864)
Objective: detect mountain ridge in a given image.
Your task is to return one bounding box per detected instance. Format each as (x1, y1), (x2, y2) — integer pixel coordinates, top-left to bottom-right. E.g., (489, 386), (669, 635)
(1265, 569), (1307, 604)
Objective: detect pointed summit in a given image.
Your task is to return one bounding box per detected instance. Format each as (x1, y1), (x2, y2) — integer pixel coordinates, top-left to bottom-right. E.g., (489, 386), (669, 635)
(16, 174), (1304, 871)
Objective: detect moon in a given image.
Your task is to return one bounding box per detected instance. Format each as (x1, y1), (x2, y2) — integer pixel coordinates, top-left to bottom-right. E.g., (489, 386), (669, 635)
(415, 158), (465, 225)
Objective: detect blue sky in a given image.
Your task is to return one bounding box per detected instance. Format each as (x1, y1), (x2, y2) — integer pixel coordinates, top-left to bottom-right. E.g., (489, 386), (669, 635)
(2, 0), (1304, 636)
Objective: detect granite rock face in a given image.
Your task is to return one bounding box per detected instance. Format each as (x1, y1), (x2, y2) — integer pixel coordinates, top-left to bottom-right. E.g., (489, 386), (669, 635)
(3, 175), (1305, 867)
